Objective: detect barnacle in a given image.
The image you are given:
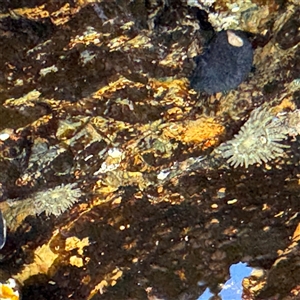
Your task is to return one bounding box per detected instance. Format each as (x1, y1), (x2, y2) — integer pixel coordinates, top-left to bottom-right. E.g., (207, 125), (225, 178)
(33, 183), (82, 217)
(218, 107), (289, 168)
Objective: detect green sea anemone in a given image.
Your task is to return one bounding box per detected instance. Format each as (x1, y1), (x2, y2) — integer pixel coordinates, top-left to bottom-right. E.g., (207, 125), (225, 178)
(33, 183), (81, 217)
(218, 107), (289, 168)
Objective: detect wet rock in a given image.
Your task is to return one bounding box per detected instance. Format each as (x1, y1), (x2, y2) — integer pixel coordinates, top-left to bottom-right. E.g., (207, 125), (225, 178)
(0, 1), (299, 300)
(276, 9), (300, 50)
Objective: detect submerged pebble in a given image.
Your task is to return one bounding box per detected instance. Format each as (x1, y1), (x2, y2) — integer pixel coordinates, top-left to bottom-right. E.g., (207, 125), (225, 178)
(190, 30), (253, 94)
(276, 11), (300, 50)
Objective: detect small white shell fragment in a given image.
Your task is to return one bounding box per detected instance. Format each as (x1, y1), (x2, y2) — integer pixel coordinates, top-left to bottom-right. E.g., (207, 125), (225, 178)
(39, 65), (58, 76)
(157, 170), (170, 180)
(231, 4), (240, 12)
(108, 148), (123, 158)
(80, 50), (96, 65)
(227, 199), (238, 205)
(14, 79), (24, 86)
(0, 132), (10, 141)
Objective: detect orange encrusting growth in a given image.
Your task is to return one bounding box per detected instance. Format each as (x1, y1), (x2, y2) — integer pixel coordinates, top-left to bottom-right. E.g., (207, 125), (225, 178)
(0, 284), (19, 300)
(163, 118), (225, 150)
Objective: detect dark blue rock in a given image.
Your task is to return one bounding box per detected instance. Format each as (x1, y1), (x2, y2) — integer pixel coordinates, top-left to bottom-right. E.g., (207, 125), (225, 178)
(190, 30), (253, 94)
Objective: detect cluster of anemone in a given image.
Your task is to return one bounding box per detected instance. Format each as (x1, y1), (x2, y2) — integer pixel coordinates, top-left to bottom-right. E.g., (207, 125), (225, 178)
(217, 107), (289, 168)
(33, 183), (82, 217)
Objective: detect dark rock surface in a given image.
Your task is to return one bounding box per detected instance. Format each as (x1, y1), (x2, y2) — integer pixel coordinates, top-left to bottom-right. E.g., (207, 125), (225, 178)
(0, 1), (299, 300)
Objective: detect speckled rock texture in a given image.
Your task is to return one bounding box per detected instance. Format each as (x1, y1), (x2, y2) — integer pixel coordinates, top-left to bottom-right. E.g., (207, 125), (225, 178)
(0, 1), (299, 300)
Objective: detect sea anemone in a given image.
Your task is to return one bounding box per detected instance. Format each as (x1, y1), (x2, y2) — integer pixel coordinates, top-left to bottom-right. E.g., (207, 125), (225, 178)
(218, 107), (289, 168)
(33, 183), (82, 217)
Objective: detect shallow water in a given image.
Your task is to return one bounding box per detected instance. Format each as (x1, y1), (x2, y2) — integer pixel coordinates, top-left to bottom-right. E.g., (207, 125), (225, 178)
(0, 1), (299, 300)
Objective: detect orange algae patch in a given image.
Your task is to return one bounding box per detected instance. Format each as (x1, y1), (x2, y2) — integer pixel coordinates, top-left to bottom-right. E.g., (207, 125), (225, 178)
(272, 97), (296, 115)
(93, 76), (144, 99)
(65, 236), (90, 256)
(149, 78), (189, 90)
(65, 236), (90, 268)
(14, 241), (58, 285)
(88, 268), (123, 299)
(163, 117), (225, 150)
(13, 5), (50, 19)
(0, 285), (19, 300)
(149, 78), (190, 99)
(13, 3), (80, 26)
(149, 78), (191, 109)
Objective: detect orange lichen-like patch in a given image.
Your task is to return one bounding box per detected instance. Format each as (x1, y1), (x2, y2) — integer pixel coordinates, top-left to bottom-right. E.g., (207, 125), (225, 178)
(95, 170), (147, 196)
(159, 50), (185, 68)
(0, 284), (19, 300)
(183, 118), (225, 145)
(82, 275), (91, 285)
(121, 34), (152, 51)
(14, 4), (50, 19)
(65, 236), (90, 255)
(149, 78), (191, 109)
(165, 107), (184, 121)
(50, 3), (81, 26)
(149, 78), (189, 97)
(175, 269), (187, 281)
(292, 223), (300, 242)
(163, 118), (225, 149)
(69, 256), (84, 267)
(272, 222), (300, 268)
(149, 78), (188, 89)
(272, 97), (296, 114)
(68, 28), (104, 49)
(13, 3), (80, 26)
(14, 241), (58, 285)
(107, 35), (131, 50)
(88, 280), (108, 298)
(88, 268), (123, 299)
(93, 76), (144, 99)
(290, 285), (300, 297)
(162, 123), (184, 140)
